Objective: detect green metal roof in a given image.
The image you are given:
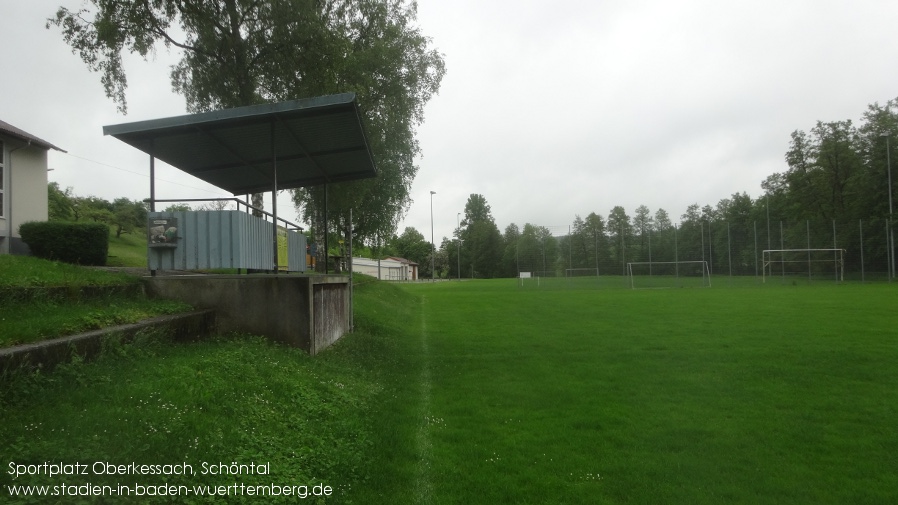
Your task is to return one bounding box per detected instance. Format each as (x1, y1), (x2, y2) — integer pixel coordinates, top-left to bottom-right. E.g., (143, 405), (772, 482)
(103, 93), (377, 195)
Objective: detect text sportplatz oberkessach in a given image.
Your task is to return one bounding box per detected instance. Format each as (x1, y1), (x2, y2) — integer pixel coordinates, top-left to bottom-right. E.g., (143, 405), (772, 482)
(9, 461), (268, 479)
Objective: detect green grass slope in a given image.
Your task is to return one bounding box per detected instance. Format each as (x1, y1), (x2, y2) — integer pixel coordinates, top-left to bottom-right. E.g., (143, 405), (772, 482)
(0, 255), (189, 347)
(107, 226), (148, 267)
(0, 277), (422, 504)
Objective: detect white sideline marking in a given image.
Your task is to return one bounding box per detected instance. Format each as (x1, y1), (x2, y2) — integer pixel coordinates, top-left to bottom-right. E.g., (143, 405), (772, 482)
(414, 296), (433, 504)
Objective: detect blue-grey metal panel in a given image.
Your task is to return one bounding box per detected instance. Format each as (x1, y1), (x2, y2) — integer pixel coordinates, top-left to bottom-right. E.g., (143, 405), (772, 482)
(148, 211), (276, 271)
(240, 211), (275, 270)
(287, 230), (307, 272)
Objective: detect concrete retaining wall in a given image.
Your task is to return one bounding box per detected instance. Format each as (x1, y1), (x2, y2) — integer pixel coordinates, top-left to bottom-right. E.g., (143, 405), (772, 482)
(142, 275), (349, 355)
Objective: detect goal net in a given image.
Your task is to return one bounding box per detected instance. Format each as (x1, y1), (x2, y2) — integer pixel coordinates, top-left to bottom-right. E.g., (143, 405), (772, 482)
(627, 261), (711, 289)
(565, 268), (599, 278)
(762, 249), (845, 282)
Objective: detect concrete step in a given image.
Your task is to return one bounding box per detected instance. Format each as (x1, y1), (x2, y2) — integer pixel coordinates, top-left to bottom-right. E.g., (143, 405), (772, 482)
(0, 310), (216, 374)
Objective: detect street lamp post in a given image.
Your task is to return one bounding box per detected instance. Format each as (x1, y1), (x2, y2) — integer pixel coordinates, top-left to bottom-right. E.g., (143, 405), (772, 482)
(456, 212), (461, 280)
(430, 190), (436, 282)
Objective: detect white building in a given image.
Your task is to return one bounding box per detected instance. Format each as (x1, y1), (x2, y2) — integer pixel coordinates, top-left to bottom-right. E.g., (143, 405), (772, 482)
(0, 120), (65, 255)
(352, 256), (419, 281)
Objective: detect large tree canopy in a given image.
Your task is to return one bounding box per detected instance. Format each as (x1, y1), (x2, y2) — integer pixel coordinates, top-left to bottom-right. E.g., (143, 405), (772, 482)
(49, 0), (445, 244)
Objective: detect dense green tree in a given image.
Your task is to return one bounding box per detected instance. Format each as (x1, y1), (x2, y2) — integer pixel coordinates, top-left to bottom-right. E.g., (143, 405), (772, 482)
(568, 214), (604, 271)
(111, 197), (148, 238)
(389, 226), (431, 277)
(784, 121), (862, 221)
(584, 212), (606, 272)
(677, 203), (704, 262)
(457, 194), (502, 278)
(606, 206), (631, 274)
(631, 204), (653, 262)
(47, 182), (74, 221)
(463, 220), (502, 278)
(515, 223), (555, 275)
(71, 196), (114, 224)
(163, 203), (192, 212)
(500, 223), (521, 277)
(857, 99), (898, 220)
(460, 194), (493, 227)
(649, 208), (676, 263)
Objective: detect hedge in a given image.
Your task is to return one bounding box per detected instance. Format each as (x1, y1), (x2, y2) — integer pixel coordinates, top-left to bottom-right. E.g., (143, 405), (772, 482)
(19, 221), (109, 266)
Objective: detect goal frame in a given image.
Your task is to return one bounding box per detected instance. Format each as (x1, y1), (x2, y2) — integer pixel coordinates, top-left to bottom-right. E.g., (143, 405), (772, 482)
(762, 249), (845, 283)
(626, 260), (711, 289)
(565, 267), (599, 278)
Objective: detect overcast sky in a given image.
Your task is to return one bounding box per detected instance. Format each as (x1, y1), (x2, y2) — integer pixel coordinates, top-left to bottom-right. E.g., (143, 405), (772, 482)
(4, 0), (898, 244)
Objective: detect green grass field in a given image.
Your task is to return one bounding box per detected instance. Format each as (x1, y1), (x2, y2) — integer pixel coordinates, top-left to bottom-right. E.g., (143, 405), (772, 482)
(383, 279), (898, 504)
(2, 277), (896, 504)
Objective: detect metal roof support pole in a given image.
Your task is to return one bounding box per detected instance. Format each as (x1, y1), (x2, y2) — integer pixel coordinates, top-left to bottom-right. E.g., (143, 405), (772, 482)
(149, 139), (156, 212)
(271, 120), (279, 274)
(149, 139), (156, 277)
(324, 183), (329, 275)
(349, 207), (354, 332)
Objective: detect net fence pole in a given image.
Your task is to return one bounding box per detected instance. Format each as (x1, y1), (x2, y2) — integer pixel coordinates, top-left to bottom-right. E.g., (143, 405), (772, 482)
(621, 222), (625, 278)
(595, 232), (599, 278)
(701, 221), (706, 266)
(833, 220), (837, 281)
(752, 221), (758, 283)
(568, 225), (572, 284)
(860, 219), (865, 283)
(807, 220), (812, 282)
(728, 221), (732, 279)
(648, 228), (652, 276)
(708, 220), (713, 277)
(780, 221), (785, 282)
(675, 224), (680, 280)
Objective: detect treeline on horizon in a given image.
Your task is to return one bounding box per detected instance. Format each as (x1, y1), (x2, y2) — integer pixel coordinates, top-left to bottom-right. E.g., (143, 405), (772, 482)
(394, 97), (898, 279)
(46, 97), (898, 279)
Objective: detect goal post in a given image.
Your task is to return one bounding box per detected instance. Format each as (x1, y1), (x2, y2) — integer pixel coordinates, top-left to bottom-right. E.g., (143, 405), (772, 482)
(626, 261), (711, 289)
(565, 268), (599, 278)
(762, 249), (845, 283)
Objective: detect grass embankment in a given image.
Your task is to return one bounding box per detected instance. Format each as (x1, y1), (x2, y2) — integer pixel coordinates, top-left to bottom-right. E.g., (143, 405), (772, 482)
(107, 228), (150, 267)
(0, 256), (189, 347)
(399, 280), (898, 504)
(0, 276), (423, 504)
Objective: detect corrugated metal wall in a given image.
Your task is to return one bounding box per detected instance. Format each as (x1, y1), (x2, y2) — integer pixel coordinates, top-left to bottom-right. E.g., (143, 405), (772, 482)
(148, 211), (305, 271)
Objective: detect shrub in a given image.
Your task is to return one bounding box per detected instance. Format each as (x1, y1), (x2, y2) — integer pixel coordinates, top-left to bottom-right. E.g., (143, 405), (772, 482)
(19, 221), (109, 266)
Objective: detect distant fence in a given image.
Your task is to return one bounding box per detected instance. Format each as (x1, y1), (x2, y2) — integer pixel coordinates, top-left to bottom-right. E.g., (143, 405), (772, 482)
(514, 219), (896, 283)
